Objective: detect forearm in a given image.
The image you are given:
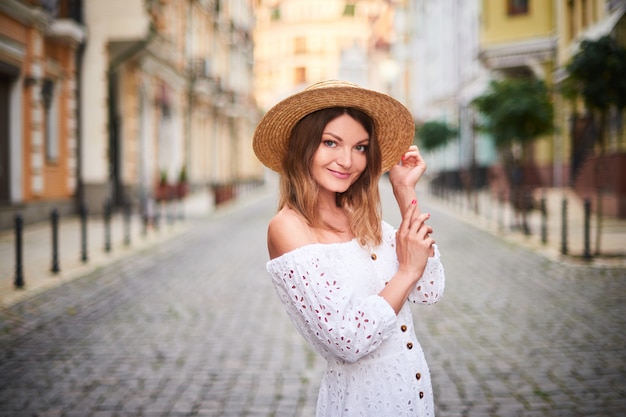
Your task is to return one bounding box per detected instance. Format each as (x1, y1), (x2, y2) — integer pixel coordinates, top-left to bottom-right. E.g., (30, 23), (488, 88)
(393, 184), (420, 217)
(379, 267), (424, 314)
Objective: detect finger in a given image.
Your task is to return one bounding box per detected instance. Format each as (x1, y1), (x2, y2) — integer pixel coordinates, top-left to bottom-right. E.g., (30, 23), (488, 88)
(417, 225), (433, 240)
(410, 212), (430, 232)
(400, 199), (419, 232)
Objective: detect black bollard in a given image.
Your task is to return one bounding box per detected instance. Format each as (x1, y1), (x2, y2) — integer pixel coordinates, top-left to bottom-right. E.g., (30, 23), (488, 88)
(154, 203), (161, 232)
(560, 198), (568, 256)
(124, 202), (131, 246)
(498, 192), (504, 231)
(14, 214), (24, 288)
(142, 211), (149, 237)
(50, 209), (60, 273)
(583, 198), (592, 260)
(540, 196), (547, 245)
(104, 201), (112, 253)
(80, 204), (88, 263)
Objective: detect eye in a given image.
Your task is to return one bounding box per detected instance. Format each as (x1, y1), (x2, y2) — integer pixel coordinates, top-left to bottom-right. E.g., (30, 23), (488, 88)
(323, 139), (337, 148)
(355, 144), (368, 153)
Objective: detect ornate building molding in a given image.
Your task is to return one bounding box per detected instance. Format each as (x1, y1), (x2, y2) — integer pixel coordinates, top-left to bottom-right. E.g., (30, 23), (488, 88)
(479, 37), (556, 75)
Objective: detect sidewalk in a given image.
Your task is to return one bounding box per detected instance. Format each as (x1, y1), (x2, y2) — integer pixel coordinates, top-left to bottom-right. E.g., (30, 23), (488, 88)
(1, 183), (624, 310)
(426, 186), (626, 268)
(0, 192), (218, 309)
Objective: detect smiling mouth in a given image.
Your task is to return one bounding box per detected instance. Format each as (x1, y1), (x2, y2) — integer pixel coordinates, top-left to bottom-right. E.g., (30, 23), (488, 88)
(329, 169), (351, 179)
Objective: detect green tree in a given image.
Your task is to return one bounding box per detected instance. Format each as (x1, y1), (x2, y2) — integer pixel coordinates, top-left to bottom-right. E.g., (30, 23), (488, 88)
(472, 78), (554, 148)
(415, 120), (458, 152)
(564, 35), (626, 255)
(472, 78), (555, 233)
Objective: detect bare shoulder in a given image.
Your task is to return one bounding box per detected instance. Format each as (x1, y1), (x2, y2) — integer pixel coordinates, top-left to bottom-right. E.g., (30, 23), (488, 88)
(267, 208), (316, 259)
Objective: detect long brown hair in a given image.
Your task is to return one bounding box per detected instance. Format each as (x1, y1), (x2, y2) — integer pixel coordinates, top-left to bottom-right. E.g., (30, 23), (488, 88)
(279, 107), (383, 246)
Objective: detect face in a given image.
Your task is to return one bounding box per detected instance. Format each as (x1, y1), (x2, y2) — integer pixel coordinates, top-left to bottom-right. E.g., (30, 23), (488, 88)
(311, 114), (369, 195)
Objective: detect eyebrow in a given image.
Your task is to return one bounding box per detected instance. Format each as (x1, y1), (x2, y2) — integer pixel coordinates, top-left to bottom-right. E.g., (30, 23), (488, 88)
(322, 131), (370, 144)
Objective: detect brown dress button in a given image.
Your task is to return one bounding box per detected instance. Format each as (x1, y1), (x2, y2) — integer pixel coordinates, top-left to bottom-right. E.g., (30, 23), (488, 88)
(400, 325), (407, 332)
(416, 372), (421, 380)
(370, 253), (377, 260)
(406, 342), (413, 349)
(419, 391), (424, 399)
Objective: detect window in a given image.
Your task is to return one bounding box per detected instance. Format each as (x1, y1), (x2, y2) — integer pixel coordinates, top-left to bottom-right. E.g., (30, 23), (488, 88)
(294, 67), (306, 85)
(567, 0), (575, 40)
(41, 79), (59, 162)
(294, 37), (306, 54)
(343, 4), (356, 17)
(271, 6), (280, 21)
(507, 0), (529, 15)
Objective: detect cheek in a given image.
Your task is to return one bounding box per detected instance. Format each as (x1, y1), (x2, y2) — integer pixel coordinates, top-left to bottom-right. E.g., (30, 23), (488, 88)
(355, 153), (368, 172)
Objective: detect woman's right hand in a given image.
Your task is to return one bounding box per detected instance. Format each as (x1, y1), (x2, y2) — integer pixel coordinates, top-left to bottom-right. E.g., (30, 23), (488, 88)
(380, 199), (436, 314)
(395, 199), (435, 282)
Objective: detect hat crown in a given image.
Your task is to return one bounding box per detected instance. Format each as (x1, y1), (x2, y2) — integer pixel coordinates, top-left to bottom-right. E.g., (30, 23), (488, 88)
(305, 80), (359, 91)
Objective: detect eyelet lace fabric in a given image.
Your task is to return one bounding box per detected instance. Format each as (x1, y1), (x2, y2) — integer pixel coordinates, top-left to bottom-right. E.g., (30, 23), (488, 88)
(266, 221), (445, 416)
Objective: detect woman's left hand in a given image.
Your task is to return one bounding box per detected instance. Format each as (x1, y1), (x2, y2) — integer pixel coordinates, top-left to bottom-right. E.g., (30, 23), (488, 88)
(389, 145), (427, 189)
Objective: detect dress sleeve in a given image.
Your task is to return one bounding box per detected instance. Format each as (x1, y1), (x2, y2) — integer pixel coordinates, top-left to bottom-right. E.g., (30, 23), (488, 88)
(407, 244), (445, 305)
(267, 249), (397, 363)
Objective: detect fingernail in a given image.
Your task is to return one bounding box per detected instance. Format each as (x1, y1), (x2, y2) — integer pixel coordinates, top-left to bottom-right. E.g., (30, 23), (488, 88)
(426, 213), (431, 218)
(411, 199), (417, 205)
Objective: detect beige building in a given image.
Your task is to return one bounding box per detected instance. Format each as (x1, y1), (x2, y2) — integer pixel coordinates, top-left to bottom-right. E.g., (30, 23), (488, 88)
(253, 0), (402, 111)
(82, 0), (260, 213)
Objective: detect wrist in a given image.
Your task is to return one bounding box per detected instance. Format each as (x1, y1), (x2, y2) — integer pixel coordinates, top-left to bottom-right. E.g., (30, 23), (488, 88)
(392, 184), (415, 199)
(393, 186), (418, 211)
(395, 265), (420, 284)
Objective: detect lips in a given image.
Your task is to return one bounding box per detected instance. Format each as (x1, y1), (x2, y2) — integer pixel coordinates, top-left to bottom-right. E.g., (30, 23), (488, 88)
(328, 169), (351, 180)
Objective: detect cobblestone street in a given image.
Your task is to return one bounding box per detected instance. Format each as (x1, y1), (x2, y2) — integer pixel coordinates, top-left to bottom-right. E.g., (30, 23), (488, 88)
(0, 183), (624, 417)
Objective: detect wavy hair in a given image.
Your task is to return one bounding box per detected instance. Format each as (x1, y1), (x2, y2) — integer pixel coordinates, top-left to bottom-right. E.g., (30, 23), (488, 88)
(279, 107), (383, 246)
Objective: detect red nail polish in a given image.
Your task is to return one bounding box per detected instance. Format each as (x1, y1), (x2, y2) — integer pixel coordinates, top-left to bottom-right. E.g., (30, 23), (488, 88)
(411, 199), (417, 205)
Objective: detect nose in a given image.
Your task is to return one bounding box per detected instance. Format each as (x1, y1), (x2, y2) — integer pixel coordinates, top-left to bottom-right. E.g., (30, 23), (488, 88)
(336, 148), (352, 168)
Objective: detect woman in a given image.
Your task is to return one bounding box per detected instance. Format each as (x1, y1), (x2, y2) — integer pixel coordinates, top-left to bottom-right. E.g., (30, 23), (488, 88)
(253, 80), (445, 416)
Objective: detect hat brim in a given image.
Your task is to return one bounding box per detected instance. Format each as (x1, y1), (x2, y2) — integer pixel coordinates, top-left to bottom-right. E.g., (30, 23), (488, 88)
(253, 81), (415, 173)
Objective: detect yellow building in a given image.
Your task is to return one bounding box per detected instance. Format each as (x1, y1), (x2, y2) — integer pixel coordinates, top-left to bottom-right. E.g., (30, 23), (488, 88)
(479, 0), (557, 187)
(478, 0), (626, 217)
(0, 0), (85, 229)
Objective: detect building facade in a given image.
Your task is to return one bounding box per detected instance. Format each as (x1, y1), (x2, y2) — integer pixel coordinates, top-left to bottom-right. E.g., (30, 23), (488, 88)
(554, 0), (626, 216)
(406, 0), (494, 179)
(253, 0), (402, 111)
(83, 0), (260, 214)
(478, 0), (557, 198)
(408, 0), (626, 217)
(0, 0), (85, 229)
(0, 0), (260, 230)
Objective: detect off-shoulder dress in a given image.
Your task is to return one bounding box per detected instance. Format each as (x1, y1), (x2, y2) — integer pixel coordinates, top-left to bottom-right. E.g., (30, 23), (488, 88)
(266, 221), (445, 417)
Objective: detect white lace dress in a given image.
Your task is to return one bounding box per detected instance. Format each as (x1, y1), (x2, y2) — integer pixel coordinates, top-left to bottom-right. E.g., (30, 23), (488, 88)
(266, 221), (445, 417)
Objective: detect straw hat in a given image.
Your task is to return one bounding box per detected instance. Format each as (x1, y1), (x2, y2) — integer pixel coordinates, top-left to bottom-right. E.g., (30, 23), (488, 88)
(253, 80), (415, 173)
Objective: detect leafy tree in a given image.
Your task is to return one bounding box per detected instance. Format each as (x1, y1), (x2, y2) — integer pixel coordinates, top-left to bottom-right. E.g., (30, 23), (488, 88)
(472, 78), (555, 233)
(472, 78), (554, 148)
(415, 120), (458, 151)
(564, 35), (626, 255)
